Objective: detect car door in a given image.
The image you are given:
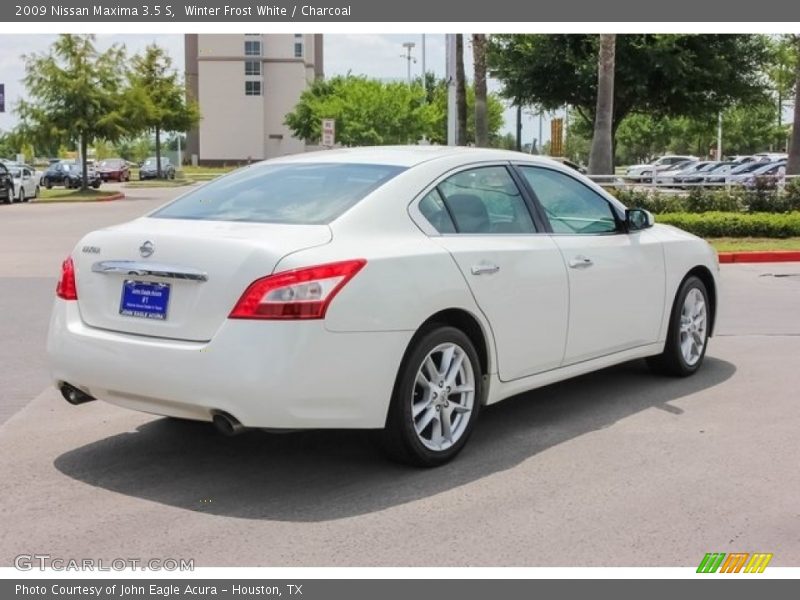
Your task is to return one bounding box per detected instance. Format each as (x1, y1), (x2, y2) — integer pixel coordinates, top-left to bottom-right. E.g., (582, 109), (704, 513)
(22, 169), (32, 197)
(414, 164), (569, 382)
(516, 165), (666, 365)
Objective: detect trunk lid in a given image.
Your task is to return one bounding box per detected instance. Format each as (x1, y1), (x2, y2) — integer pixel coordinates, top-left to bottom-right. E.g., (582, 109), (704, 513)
(73, 217), (332, 341)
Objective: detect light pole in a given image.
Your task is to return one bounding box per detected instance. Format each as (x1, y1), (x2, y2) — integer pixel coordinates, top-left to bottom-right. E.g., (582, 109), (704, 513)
(421, 35), (426, 84)
(446, 34), (457, 145)
(401, 42), (416, 85)
(716, 112), (723, 161)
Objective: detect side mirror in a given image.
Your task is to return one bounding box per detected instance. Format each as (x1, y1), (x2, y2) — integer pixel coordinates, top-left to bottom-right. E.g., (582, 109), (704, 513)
(626, 208), (654, 232)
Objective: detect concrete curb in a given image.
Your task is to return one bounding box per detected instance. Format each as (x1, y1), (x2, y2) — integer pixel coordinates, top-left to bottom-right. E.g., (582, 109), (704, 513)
(718, 251), (800, 264)
(33, 191), (125, 204)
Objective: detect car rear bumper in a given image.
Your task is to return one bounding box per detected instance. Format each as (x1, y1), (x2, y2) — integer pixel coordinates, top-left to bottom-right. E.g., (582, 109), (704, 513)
(47, 299), (413, 429)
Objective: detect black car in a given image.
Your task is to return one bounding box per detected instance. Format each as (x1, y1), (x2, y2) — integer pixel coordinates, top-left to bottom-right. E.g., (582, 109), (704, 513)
(0, 163), (12, 204)
(41, 162), (101, 189)
(139, 157), (176, 180)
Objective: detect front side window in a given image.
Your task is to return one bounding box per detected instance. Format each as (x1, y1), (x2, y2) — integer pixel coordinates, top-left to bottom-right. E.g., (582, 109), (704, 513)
(435, 166), (535, 234)
(519, 166), (618, 234)
(151, 163), (406, 225)
(244, 40), (261, 56)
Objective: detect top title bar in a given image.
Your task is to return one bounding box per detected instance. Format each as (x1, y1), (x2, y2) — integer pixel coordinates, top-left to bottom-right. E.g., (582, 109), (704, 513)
(4, 0), (800, 22)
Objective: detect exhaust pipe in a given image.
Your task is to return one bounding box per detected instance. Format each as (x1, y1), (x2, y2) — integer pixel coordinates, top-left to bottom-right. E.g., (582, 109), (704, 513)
(60, 383), (96, 406)
(211, 411), (246, 436)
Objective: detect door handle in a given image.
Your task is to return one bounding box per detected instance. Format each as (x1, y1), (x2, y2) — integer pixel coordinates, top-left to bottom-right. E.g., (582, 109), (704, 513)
(470, 263), (500, 275)
(568, 255), (594, 269)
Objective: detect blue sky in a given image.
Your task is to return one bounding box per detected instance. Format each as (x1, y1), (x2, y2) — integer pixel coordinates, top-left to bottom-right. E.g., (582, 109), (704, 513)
(0, 33), (555, 146)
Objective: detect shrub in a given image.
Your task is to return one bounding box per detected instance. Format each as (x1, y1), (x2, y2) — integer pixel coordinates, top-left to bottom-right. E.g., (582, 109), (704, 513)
(656, 212), (800, 238)
(609, 184), (799, 215)
(613, 189), (686, 213)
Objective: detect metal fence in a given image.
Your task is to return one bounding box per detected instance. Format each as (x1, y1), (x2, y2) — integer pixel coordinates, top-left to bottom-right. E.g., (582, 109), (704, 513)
(586, 174), (800, 193)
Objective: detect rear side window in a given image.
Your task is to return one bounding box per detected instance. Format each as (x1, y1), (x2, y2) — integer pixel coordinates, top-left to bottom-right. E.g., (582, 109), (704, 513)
(434, 166), (535, 234)
(152, 162), (406, 224)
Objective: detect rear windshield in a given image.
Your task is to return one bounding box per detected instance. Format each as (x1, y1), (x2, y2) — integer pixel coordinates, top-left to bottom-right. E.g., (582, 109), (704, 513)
(151, 162), (406, 224)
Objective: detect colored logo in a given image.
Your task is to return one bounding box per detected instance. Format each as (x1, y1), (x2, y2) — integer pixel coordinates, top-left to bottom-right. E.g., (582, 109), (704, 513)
(697, 552), (773, 573)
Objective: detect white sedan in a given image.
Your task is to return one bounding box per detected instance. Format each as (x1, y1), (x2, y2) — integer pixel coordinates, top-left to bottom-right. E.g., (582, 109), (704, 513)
(47, 147), (719, 466)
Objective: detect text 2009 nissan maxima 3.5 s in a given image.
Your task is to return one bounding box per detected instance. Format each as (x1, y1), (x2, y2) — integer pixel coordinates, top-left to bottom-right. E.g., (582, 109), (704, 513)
(47, 147), (719, 466)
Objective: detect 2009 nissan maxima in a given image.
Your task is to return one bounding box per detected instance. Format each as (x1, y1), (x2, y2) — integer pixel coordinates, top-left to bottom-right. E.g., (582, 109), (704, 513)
(47, 147), (719, 466)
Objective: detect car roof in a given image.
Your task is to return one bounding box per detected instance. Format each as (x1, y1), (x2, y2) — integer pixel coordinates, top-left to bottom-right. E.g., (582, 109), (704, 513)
(263, 145), (568, 168)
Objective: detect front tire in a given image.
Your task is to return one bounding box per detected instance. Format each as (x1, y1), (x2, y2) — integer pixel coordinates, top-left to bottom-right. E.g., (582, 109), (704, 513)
(17, 188), (25, 203)
(380, 326), (482, 467)
(647, 275), (710, 377)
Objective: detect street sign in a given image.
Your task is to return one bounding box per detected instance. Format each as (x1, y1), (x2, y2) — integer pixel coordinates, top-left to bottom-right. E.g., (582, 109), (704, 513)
(321, 118), (335, 147)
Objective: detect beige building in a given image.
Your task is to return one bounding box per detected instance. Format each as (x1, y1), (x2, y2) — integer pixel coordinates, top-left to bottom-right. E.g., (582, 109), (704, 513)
(185, 34), (323, 165)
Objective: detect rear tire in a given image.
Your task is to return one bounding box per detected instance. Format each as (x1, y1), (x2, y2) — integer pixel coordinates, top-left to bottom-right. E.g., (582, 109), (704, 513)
(380, 325), (482, 467)
(647, 275), (710, 377)
(17, 188), (24, 203)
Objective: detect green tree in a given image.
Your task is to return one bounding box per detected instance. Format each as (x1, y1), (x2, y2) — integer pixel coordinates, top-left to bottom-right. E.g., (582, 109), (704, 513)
(285, 76), (433, 146)
(768, 35), (798, 151)
(126, 44), (199, 176)
(488, 34), (771, 151)
(424, 79), (505, 145)
(17, 34), (127, 189)
(789, 36), (800, 175)
(588, 34), (616, 174)
(284, 75), (505, 148)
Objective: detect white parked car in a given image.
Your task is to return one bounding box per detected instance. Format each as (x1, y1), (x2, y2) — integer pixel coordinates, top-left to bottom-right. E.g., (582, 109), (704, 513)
(626, 155), (697, 181)
(47, 147), (719, 466)
(5, 163), (39, 202)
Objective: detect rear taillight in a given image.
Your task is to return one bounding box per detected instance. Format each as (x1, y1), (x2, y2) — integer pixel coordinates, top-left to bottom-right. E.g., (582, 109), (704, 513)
(56, 257), (78, 300)
(229, 259), (367, 320)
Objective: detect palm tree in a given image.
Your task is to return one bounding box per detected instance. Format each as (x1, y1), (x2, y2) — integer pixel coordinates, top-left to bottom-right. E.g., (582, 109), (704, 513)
(456, 34), (467, 146)
(788, 35), (800, 175)
(588, 34), (616, 175)
(472, 34), (489, 147)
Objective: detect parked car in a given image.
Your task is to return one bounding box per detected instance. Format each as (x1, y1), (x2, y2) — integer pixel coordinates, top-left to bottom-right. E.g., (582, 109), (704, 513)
(725, 155), (757, 164)
(0, 163), (13, 204)
(548, 156), (587, 174)
(753, 153), (788, 163)
(6, 164), (39, 202)
(41, 161), (101, 189)
(705, 160), (774, 185)
(655, 160), (702, 185)
(678, 162), (737, 186)
(626, 155), (697, 182)
(97, 158), (131, 182)
(739, 161), (787, 188)
(47, 147), (719, 466)
(139, 157), (176, 180)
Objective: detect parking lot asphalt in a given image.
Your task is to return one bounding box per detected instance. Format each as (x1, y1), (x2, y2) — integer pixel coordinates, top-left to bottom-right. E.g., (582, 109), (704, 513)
(1, 191), (799, 567)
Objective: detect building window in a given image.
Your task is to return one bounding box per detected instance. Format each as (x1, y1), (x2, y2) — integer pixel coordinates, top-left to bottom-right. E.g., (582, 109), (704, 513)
(244, 60), (261, 76)
(245, 81), (262, 96)
(294, 34), (304, 58)
(244, 40), (261, 56)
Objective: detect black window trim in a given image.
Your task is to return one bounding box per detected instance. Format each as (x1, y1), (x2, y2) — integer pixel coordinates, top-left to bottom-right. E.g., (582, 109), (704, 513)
(510, 162), (627, 236)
